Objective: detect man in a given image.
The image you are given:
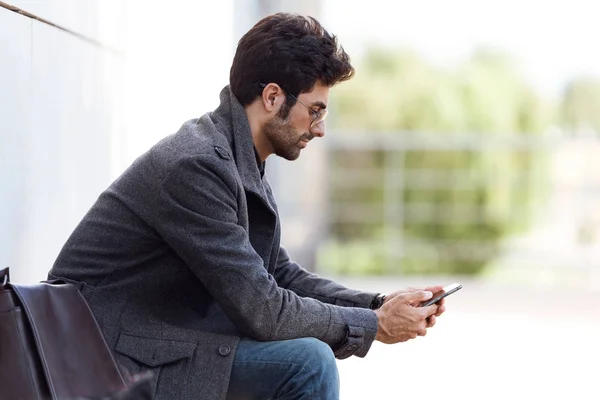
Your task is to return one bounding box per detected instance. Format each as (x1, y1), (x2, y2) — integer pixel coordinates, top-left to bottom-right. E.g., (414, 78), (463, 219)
(50, 12), (446, 400)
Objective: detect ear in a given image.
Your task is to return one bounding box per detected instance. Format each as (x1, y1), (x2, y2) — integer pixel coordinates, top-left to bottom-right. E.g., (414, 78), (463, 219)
(261, 83), (284, 113)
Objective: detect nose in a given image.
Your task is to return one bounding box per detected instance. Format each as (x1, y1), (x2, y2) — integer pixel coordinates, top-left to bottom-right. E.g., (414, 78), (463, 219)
(310, 120), (326, 138)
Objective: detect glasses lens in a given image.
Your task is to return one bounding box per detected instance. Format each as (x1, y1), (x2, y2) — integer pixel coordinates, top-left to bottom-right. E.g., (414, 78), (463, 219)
(311, 109), (328, 128)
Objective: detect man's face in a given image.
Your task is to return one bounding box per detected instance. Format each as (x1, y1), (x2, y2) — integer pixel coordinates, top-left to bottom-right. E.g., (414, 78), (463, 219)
(264, 82), (329, 161)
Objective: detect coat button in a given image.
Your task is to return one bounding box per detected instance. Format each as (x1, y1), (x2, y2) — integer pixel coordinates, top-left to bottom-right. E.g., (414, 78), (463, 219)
(218, 345), (231, 356)
(347, 344), (358, 352)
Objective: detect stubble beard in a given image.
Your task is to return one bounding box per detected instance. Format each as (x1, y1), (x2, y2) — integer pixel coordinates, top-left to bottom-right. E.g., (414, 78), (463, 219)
(264, 116), (307, 161)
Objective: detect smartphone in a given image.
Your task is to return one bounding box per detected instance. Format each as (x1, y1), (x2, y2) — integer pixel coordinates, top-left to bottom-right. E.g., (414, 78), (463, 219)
(420, 283), (462, 307)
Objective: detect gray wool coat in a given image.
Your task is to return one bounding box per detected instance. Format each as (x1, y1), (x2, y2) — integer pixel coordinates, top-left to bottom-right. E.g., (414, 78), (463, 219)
(49, 86), (379, 400)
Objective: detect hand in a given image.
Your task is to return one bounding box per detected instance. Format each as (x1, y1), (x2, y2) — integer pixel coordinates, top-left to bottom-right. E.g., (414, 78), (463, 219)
(374, 290), (438, 344)
(384, 285), (447, 325)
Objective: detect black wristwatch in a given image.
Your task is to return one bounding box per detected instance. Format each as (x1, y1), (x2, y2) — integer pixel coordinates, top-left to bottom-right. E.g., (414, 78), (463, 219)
(369, 293), (386, 310)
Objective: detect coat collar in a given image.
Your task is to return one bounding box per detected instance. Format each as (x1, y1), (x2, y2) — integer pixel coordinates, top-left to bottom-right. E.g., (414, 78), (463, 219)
(211, 86), (275, 214)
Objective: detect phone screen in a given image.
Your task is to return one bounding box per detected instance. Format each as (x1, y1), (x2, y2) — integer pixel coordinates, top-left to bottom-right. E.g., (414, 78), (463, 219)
(420, 283), (462, 307)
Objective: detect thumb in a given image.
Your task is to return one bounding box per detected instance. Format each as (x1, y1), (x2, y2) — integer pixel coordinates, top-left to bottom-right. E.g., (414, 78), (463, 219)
(400, 290), (432, 304)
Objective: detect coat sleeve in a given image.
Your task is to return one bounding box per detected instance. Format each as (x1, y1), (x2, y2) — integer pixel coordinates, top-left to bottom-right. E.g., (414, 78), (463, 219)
(274, 246), (379, 308)
(151, 155), (378, 358)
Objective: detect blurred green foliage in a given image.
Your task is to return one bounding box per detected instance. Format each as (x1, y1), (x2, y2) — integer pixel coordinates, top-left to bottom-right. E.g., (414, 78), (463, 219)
(319, 47), (561, 276)
(332, 47), (555, 133)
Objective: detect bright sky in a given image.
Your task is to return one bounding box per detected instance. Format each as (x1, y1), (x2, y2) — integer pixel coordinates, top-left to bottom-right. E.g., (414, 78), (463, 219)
(323, 0), (600, 99)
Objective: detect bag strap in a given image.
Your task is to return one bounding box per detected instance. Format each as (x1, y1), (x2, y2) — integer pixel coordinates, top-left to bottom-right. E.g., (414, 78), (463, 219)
(11, 281), (126, 399)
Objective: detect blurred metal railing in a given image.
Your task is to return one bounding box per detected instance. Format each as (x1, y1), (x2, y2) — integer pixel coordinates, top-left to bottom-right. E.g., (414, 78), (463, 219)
(319, 131), (600, 287)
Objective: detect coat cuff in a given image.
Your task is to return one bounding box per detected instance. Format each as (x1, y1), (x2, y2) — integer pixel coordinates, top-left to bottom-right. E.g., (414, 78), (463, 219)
(328, 307), (378, 359)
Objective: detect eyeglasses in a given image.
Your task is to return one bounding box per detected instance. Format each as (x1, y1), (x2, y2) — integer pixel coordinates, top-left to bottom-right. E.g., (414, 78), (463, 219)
(259, 83), (328, 128)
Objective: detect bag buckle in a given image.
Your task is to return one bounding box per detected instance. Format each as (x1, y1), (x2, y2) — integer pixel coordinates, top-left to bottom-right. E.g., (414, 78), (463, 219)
(0, 267), (9, 288)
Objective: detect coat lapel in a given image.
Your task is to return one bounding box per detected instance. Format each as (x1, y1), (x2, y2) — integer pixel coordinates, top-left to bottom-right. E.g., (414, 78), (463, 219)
(211, 86), (276, 216)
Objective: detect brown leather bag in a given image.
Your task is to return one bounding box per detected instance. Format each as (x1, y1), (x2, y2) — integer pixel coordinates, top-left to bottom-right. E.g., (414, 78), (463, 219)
(0, 267), (127, 399)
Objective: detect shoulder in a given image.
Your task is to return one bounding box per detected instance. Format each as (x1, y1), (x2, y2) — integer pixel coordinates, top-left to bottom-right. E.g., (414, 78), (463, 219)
(157, 117), (231, 159)
(147, 116), (236, 178)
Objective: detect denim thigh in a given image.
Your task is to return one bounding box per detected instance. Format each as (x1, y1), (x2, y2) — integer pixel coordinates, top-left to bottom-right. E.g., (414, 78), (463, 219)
(225, 337), (339, 400)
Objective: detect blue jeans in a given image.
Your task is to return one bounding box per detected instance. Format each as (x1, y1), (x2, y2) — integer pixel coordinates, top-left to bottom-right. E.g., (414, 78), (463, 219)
(225, 337), (340, 400)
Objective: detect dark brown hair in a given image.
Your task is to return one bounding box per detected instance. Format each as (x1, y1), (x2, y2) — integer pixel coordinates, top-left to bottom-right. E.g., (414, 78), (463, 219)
(230, 13), (354, 108)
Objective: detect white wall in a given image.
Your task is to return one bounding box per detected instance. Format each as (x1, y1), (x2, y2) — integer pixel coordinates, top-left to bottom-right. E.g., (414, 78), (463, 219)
(120, 1), (234, 167)
(1, 3), (125, 283)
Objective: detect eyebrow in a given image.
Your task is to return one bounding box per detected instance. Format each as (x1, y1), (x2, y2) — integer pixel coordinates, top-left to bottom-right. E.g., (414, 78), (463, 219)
(309, 101), (327, 110)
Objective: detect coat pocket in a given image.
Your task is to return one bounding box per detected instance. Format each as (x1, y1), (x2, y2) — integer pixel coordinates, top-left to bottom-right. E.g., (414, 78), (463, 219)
(114, 332), (197, 399)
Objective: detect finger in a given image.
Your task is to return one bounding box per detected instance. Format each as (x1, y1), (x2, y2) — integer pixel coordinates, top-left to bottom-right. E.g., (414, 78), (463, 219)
(436, 304), (446, 317)
(427, 315), (436, 328)
(418, 328), (427, 336)
(422, 304), (438, 317)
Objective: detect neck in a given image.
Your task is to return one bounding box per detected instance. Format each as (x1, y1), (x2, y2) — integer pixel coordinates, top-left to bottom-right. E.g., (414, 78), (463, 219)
(244, 102), (272, 162)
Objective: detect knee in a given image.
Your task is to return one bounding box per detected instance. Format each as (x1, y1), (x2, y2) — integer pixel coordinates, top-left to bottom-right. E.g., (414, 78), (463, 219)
(276, 338), (339, 399)
(294, 338), (338, 379)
